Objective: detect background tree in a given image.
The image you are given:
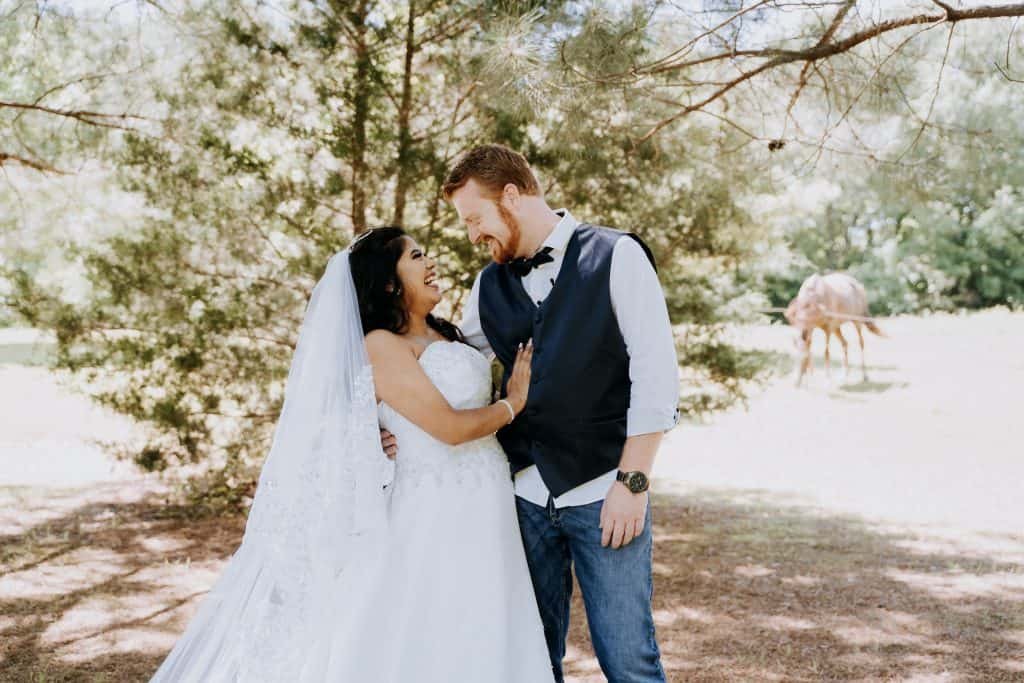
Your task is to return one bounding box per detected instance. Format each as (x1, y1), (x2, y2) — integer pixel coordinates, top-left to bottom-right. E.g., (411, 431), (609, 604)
(755, 15), (1024, 314)
(5, 0), (1023, 507)
(0, 1), (156, 174)
(0, 1), (165, 326)
(553, 0), (1024, 149)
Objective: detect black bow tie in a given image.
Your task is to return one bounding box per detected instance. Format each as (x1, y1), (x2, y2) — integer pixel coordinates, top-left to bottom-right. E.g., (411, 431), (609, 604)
(508, 247), (554, 277)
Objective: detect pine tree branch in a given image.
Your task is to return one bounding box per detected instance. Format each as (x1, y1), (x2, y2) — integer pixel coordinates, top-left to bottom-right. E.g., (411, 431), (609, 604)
(996, 15), (1024, 82)
(0, 100), (149, 129)
(0, 152), (68, 174)
(785, 0), (856, 124)
(995, 61), (1024, 82)
(632, 2), (1024, 142)
(639, 0), (775, 77)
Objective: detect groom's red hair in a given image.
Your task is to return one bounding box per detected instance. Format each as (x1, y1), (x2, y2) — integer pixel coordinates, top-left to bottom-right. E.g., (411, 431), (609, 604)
(442, 144), (541, 201)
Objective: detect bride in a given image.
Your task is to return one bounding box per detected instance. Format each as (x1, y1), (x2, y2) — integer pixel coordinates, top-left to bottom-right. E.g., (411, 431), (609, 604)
(150, 227), (554, 682)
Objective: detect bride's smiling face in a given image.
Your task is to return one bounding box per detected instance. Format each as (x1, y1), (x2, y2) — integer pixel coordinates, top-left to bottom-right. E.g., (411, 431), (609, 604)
(394, 237), (442, 314)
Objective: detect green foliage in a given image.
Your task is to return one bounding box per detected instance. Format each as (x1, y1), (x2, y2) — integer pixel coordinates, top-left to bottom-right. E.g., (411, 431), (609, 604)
(754, 20), (1024, 316)
(7, 4), (1023, 515)
(772, 126), (1024, 314)
(0, 6), (115, 169)
(2, 1), (799, 503)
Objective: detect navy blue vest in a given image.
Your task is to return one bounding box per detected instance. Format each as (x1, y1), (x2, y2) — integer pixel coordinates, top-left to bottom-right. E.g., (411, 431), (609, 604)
(479, 224), (655, 498)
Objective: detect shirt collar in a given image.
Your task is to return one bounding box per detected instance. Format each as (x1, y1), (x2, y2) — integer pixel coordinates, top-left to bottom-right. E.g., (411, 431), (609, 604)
(541, 209), (577, 254)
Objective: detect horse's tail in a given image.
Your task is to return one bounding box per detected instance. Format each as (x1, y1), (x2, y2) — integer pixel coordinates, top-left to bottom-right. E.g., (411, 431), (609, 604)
(865, 320), (887, 338)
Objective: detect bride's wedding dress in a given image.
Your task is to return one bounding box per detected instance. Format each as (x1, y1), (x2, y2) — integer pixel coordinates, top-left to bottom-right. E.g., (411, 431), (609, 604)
(149, 252), (552, 682)
(326, 340), (553, 681)
(152, 340), (553, 682)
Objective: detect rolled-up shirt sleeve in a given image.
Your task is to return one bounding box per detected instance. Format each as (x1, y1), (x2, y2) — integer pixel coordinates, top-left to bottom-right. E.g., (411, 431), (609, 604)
(609, 236), (680, 436)
(458, 271), (495, 361)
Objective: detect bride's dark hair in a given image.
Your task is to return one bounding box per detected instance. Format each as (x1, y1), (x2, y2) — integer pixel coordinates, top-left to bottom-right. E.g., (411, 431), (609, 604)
(348, 226), (466, 343)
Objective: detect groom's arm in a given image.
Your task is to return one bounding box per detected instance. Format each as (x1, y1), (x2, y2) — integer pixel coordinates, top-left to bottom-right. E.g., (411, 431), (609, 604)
(458, 272), (496, 360)
(600, 236), (680, 548)
(602, 431), (664, 544)
(612, 236), (680, 440)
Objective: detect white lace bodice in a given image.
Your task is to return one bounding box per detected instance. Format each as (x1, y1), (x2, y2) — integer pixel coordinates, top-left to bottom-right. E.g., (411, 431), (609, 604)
(378, 341), (511, 488)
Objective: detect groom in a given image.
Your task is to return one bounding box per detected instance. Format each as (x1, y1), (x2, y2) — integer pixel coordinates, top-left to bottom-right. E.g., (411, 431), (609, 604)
(444, 144), (679, 682)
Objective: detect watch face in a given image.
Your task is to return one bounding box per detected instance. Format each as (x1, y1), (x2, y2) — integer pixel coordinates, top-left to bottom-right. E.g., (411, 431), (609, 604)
(626, 472), (648, 493)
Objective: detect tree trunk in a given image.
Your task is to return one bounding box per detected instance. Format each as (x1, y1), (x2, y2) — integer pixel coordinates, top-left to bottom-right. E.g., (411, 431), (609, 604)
(392, 1), (417, 226)
(351, 0), (371, 235)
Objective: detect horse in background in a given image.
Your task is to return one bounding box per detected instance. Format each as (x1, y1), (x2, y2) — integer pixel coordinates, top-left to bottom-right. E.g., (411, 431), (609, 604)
(785, 273), (886, 386)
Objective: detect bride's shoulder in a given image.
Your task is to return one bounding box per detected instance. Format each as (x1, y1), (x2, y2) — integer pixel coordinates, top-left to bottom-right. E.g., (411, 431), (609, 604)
(365, 329), (409, 356)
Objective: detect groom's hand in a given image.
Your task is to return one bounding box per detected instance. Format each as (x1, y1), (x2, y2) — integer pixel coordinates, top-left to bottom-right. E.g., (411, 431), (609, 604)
(600, 483), (649, 549)
(380, 428), (398, 460)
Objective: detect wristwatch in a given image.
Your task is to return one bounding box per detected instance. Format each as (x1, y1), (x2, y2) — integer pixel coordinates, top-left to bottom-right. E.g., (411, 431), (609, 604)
(616, 470), (650, 494)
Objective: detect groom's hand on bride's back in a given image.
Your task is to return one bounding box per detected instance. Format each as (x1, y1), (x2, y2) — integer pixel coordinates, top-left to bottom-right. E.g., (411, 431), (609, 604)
(380, 428), (398, 460)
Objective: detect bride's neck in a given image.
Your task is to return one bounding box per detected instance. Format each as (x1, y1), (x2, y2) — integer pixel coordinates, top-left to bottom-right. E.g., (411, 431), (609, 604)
(405, 313), (431, 339)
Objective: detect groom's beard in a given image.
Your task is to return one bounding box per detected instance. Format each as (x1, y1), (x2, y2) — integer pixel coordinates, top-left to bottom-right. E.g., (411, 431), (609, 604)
(494, 203), (522, 264)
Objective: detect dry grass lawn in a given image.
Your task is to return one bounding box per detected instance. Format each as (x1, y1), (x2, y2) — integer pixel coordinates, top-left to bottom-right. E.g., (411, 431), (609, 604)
(1, 311), (1022, 682)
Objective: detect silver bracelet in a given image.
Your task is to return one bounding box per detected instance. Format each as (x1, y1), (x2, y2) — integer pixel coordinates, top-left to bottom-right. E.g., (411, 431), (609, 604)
(496, 399), (516, 424)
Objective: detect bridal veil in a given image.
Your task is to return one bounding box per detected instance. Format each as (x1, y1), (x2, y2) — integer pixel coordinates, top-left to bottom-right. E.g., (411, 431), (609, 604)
(150, 250), (394, 682)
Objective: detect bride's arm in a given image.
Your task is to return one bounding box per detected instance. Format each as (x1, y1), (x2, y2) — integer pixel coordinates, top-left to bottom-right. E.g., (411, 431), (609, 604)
(366, 330), (532, 446)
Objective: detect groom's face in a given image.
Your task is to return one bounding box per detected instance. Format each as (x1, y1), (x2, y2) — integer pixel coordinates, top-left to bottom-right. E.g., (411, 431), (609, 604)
(450, 179), (522, 264)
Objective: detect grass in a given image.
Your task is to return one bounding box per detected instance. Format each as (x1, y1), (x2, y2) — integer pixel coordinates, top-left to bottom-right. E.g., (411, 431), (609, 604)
(564, 490), (1024, 682)
(0, 483), (245, 683)
(1, 483), (1021, 682)
(4, 311), (1024, 681)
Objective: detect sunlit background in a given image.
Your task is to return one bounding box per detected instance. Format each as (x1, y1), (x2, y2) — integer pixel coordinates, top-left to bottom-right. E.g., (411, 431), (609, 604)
(2, 1), (1023, 680)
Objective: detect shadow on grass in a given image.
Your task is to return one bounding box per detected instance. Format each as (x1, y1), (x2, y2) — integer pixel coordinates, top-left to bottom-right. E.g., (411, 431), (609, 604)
(770, 352), (906, 392)
(566, 490), (1024, 682)
(2, 485), (1022, 682)
(792, 356), (909, 398)
(837, 379), (911, 394)
(804, 358), (902, 374)
(0, 487), (245, 682)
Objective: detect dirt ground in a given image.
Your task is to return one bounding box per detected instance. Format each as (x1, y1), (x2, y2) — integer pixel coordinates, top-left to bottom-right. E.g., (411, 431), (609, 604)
(1, 311), (1022, 682)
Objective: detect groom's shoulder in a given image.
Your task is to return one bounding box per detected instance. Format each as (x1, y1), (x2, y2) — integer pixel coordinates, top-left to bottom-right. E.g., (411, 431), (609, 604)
(578, 223), (657, 271)
(576, 223), (639, 251)
(577, 222), (629, 241)
(480, 261), (502, 283)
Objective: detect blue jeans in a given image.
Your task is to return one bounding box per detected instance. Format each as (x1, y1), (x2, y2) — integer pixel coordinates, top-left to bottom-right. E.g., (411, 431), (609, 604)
(516, 495), (665, 683)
